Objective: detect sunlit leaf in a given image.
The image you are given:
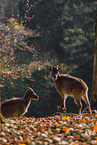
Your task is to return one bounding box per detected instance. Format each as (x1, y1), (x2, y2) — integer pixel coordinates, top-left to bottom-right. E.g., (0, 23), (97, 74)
(0, 84), (4, 87)
(27, 120), (32, 123)
(55, 117), (60, 121)
(14, 39), (17, 43)
(74, 135), (80, 139)
(22, 139), (29, 143)
(14, 22), (18, 25)
(62, 126), (67, 132)
(6, 136), (10, 139)
(82, 119), (86, 122)
(11, 57), (14, 60)
(56, 128), (61, 131)
(17, 14), (20, 17)
(24, 129), (28, 133)
(57, 123), (62, 126)
(7, 71), (11, 74)
(94, 124), (97, 133)
(10, 52), (13, 55)
(65, 128), (70, 134)
(62, 116), (70, 121)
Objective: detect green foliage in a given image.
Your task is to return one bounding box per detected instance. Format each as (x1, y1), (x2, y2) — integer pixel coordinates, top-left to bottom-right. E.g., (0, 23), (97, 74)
(61, 0), (96, 63)
(62, 28), (88, 52)
(0, 18), (38, 80)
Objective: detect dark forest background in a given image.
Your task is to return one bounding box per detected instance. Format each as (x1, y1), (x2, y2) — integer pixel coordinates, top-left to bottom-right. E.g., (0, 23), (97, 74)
(0, 0), (97, 117)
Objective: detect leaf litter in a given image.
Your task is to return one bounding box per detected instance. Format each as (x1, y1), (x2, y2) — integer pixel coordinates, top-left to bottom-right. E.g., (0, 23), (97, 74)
(0, 112), (97, 145)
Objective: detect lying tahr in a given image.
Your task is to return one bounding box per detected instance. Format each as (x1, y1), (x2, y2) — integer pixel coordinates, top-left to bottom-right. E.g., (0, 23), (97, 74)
(1, 87), (39, 118)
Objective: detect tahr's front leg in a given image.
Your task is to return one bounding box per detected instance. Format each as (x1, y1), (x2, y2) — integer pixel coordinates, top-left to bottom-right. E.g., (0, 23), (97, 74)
(61, 94), (68, 112)
(57, 94), (68, 113)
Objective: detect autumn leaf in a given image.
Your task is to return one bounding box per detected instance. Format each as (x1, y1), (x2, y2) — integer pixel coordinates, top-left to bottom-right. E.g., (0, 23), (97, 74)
(94, 124), (97, 132)
(94, 136), (97, 140)
(57, 123), (62, 126)
(55, 118), (60, 121)
(14, 22), (18, 25)
(5, 136), (10, 139)
(10, 52), (13, 55)
(0, 112), (97, 144)
(62, 116), (70, 121)
(62, 126), (70, 134)
(27, 120), (32, 123)
(7, 71), (11, 74)
(24, 129), (28, 133)
(56, 128), (61, 131)
(0, 84), (4, 87)
(83, 113), (88, 116)
(11, 57), (14, 60)
(38, 125), (46, 132)
(72, 141), (82, 145)
(17, 14), (20, 17)
(74, 135), (80, 139)
(62, 126), (67, 132)
(82, 119), (86, 122)
(22, 139), (29, 143)
(14, 39), (17, 43)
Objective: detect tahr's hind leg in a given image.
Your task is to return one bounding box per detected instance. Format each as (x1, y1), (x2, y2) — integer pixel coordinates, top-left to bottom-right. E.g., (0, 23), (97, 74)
(74, 97), (82, 114)
(82, 92), (92, 113)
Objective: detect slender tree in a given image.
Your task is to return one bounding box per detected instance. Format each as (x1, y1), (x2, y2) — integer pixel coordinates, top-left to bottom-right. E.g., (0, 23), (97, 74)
(91, 14), (97, 110)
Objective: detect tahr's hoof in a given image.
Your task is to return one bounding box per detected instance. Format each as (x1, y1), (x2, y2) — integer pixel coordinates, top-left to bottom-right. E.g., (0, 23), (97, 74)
(57, 106), (61, 112)
(61, 107), (66, 113)
(57, 106), (66, 113)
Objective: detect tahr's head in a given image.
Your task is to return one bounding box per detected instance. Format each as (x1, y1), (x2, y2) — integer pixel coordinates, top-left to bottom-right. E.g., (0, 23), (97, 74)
(48, 65), (61, 79)
(26, 87), (39, 100)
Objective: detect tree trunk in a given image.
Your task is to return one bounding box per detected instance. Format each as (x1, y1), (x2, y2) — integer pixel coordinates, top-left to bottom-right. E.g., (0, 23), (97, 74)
(91, 14), (97, 110)
(0, 87), (1, 124)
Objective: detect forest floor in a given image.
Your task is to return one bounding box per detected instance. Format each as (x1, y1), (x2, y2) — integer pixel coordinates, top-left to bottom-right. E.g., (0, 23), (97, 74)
(0, 112), (97, 145)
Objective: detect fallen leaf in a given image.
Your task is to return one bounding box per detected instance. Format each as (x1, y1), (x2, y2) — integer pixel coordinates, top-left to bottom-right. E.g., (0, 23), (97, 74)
(94, 124), (97, 132)
(62, 116), (70, 121)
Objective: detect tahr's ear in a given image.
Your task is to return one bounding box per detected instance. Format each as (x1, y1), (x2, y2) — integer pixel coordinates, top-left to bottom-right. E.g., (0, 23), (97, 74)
(26, 87), (31, 91)
(48, 67), (52, 71)
(57, 65), (61, 70)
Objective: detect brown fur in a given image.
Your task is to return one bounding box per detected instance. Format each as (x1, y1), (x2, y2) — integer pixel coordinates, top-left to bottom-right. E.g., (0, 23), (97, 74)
(1, 87), (39, 118)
